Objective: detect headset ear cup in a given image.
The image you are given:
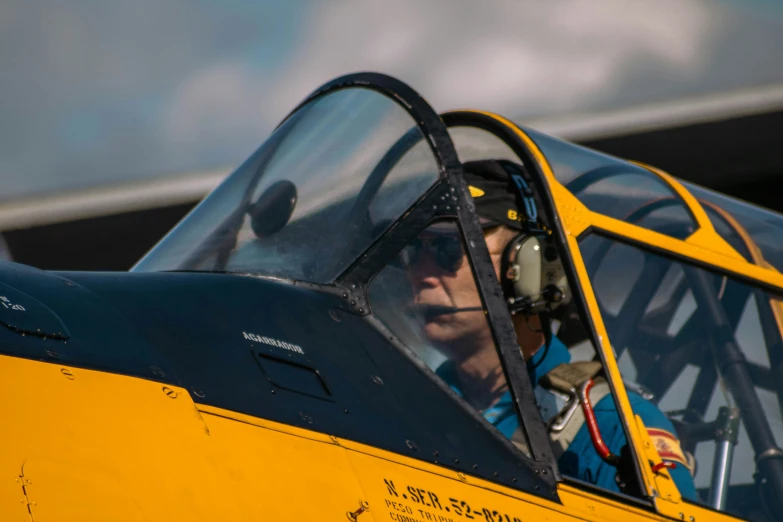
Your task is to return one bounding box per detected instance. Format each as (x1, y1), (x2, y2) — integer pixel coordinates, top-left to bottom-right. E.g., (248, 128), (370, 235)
(502, 233), (570, 315)
(513, 236), (543, 300)
(500, 233), (520, 299)
(540, 236), (570, 310)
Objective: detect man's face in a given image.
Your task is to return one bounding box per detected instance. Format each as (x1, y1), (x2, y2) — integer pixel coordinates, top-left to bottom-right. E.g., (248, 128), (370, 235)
(406, 222), (511, 359)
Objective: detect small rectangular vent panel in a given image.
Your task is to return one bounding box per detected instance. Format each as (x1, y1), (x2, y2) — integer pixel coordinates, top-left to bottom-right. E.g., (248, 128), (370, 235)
(253, 352), (333, 401)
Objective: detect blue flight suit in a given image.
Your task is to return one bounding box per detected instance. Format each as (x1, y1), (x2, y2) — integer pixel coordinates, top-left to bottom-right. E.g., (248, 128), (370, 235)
(437, 337), (697, 500)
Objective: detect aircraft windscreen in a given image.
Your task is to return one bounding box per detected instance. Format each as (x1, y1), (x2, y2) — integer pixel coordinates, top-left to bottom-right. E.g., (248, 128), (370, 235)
(368, 219), (531, 457)
(685, 181), (783, 275)
(448, 126), (520, 164)
(522, 126), (699, 241)
(133, 87), (439, 283)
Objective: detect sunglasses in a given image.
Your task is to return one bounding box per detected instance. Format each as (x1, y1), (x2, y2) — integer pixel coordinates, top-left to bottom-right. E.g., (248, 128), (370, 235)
(401, 235), (465, 273)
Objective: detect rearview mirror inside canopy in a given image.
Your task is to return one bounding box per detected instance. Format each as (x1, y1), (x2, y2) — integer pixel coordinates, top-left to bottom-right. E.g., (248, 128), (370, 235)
(248, 180), (298, 238)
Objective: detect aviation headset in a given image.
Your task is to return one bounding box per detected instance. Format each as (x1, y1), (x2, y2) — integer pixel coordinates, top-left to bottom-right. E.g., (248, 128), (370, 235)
(462, 160), (570, 318)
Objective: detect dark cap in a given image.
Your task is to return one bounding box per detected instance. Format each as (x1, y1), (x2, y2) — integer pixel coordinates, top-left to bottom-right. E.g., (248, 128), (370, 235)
(462, 159), (527, 230)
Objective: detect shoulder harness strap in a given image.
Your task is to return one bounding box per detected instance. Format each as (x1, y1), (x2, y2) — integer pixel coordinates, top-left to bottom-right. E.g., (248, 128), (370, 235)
(510, 361), (609, 458)
(548, 378), (611, 459)
(540, 361), (612, 459)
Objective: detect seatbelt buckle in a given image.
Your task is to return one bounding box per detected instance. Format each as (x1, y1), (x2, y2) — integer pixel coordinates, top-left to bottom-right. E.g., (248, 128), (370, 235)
(549, 392), (580, 433)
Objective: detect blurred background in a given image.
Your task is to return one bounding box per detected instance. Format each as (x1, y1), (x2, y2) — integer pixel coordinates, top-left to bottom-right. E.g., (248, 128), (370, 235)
(1, 0), (782, 271)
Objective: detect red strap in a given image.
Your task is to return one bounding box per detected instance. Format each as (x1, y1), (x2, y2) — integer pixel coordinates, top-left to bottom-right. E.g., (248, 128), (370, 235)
(579, 379), (621, 466)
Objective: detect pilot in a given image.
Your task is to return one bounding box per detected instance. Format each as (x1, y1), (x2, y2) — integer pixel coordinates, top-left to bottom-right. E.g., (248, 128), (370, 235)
(405, 159), (698, 500)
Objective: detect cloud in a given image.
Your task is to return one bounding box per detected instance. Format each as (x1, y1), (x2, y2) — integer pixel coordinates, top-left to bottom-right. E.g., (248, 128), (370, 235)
(162, 0), (716, 158)
(4, 0), (783, 200)
(165, 62), (268, 146)
(269, 0), (715, 115)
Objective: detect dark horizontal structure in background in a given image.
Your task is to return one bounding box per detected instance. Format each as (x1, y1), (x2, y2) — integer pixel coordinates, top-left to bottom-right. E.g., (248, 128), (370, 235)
(3, 203), (196, 272)
(3, 101), (783, 272)
(583, 108), (783, 211)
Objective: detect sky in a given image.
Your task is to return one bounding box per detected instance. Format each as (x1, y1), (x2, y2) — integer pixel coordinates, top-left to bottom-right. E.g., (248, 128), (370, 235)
(1, 0), (782, 201)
